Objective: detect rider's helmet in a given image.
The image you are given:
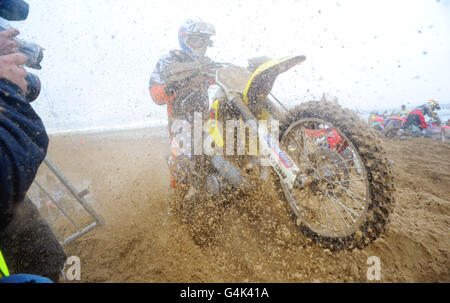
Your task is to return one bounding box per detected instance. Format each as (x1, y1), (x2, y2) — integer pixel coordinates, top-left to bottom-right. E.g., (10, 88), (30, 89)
(178, 17), (215, 59)
(428, 99), (440, 111)
(401, 104), (406, 109)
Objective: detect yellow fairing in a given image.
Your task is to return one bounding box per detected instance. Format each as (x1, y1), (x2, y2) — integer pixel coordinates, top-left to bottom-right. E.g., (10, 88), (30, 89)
(243, 55), (306, 105)
(206, 99), (224, 147)
(207, 55), (305, 149)
(0, 249), (10, 278)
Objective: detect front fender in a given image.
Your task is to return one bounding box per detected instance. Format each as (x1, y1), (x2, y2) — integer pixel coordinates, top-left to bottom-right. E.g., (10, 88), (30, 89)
(243, 55), (306, 105)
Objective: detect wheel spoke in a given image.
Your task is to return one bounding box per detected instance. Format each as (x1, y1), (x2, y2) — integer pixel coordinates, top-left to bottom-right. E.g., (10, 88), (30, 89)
(281, 118), (371, 238)
(318, 158), (354, 169)
(332, 177), (366, 183)
(346, 185), (367, 191)
(317, 194), (325, 229)
(292, 129), (312, 165)
(325, 189), (350, 230)
(338, 166), (363, 170)
(323, 177), (366, 211)
(319, 193), (336, 231)
(321, 187), (361, 220)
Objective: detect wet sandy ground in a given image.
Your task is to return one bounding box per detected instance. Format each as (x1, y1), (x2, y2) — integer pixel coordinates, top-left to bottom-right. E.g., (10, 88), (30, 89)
(32, 127), (449, 282)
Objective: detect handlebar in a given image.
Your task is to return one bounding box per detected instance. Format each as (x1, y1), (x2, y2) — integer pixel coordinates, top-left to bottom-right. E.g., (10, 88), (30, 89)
(164, 60), (226, 83)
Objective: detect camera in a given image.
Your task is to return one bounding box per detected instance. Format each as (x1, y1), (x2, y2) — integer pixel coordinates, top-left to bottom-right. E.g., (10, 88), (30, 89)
(0, 0), (42, 102)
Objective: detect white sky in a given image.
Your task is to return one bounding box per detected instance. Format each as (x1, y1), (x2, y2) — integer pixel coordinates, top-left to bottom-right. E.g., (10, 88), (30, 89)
(9, 0), (450, 132)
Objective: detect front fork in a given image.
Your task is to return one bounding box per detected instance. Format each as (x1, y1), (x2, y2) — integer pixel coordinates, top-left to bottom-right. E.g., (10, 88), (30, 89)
(228, 94), (308, 191)
(257, 122), (316, 191)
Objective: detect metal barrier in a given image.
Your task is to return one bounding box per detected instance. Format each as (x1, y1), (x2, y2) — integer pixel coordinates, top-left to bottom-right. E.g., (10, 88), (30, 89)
(31, 156), (105, 246)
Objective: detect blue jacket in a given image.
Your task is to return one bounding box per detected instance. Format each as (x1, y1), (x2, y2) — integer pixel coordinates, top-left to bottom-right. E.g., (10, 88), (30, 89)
(0, 79), (48, 231)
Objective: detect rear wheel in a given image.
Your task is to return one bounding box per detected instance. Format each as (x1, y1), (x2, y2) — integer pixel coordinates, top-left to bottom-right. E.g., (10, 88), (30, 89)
(279, 101), (395, 250)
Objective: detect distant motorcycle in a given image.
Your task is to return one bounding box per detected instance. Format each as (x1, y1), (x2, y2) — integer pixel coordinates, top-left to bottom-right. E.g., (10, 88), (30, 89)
(370, 116), (386, 132)
(427, 121), (449, 142)
(382, 116), (406, 138)
(382, 116), (448, 142)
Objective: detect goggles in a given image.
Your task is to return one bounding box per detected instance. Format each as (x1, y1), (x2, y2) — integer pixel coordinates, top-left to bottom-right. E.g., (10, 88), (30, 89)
(186, 35), (213, 48)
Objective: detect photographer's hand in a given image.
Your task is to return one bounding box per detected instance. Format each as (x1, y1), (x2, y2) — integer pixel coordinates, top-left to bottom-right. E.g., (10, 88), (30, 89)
(0, 53), (27, 92)
(0, 28), (19, 55)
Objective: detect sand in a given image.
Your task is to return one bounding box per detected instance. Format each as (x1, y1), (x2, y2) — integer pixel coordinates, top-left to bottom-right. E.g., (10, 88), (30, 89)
(30, 126), (449, 282)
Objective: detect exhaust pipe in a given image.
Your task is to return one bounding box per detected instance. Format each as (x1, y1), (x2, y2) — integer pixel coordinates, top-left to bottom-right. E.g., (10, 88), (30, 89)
(206, 155), (250, 195)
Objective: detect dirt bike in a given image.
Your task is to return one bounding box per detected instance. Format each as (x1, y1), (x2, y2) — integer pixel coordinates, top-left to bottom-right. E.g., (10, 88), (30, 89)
(369, 116), (386, 132)
(427, 121), (449, 142)
(382, 116), (406, 138)
(383, 115), (448, 142)
(169, 55), (395, 251)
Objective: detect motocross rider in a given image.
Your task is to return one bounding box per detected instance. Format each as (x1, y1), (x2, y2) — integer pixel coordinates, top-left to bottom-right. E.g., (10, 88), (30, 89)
(149, 17), (216, 189)
(369, 113), (385, 130)
(402, 100), (441, 135)
(397, 104), (410, 118)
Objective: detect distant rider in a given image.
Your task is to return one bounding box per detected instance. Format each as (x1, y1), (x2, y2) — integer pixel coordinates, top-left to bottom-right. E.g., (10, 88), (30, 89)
(403, 100), (441, 134)
(397, 104), (410, 118)
(368, 112), (377, 126)
(368, 112), (385, 130)
(148, 17), (216, 189)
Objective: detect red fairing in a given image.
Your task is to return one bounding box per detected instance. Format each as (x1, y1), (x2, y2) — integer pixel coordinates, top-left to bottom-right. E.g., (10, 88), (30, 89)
(305, 128), (347, 153)
(389, 116), (406, 122)
(373, 116), (385, 123)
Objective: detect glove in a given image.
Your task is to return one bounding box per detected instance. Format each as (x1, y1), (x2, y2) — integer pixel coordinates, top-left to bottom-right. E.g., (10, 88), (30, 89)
(164, 61), (202, 83)
(164, 74), (204, 96)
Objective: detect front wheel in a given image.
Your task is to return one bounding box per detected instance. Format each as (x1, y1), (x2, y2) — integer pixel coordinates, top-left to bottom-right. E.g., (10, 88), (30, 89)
(279, 101), (395, 250)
